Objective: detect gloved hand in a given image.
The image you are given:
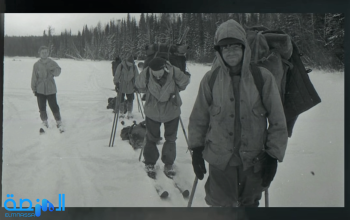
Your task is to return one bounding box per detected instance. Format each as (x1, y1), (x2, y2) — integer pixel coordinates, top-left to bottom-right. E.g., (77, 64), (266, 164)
(184, 71), (191, 77)
(261, 153), (278, 187)
(134, 86), (139, 93)
(34, 91), (38, 96)
(115, 83), (119, 93)
(191, 146), (207, 180)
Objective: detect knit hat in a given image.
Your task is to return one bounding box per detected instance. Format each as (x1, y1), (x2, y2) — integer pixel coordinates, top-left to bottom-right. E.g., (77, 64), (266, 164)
(214, 38), (244, 51)
(148, 57), (167, 71)
(127, 55), (134, 63)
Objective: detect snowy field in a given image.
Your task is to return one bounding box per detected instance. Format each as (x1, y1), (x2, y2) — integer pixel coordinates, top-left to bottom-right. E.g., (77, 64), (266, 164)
(2, 56), (344, 207)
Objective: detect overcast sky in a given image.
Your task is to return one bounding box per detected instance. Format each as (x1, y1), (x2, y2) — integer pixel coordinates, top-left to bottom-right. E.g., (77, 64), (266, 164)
(4, 13), (141, 36)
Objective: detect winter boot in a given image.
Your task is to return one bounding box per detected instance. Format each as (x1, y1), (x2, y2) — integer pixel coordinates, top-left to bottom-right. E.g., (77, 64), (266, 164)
(119, 101), (125, 118)
(127, 101), (133, 119)
(164, 164), (176, 179)
(145, 164), (156, 179)
(127, 111), (133, 119)
(42, 120), (49, 128)
(56, 120), (64, 133)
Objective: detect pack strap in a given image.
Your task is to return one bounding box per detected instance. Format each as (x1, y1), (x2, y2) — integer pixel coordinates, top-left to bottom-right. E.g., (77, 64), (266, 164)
(250, 63), (263, 100)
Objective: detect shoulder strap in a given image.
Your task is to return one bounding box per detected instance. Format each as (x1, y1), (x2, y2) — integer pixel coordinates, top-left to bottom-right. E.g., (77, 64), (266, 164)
(208, 67), (221, 92)
(145, 67), (150, 87)
(250, 63), (263, 100)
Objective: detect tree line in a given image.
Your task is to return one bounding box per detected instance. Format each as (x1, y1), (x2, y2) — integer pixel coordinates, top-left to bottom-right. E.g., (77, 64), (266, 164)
(4, 13), (344, 70)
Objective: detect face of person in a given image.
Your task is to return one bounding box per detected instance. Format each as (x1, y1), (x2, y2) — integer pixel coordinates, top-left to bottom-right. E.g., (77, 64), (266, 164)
(221, 44), (243, 67)
(39, 49), (49, 59)
(151, 69), (164, 80)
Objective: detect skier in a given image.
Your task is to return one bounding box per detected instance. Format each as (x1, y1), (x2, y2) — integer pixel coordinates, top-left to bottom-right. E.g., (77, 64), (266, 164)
(31, 45), (63, 131)
(114, 55), (139, 119)
(188, 19), (288, 207)
(135, 57), (190, 179)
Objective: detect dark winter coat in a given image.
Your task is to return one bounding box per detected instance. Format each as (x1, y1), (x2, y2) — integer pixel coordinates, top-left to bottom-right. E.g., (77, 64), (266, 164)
(188, 19), (288, 172)
(135, 62), (190, 123)
(31, 58), (61, 95)
(114, 60), (139, 94)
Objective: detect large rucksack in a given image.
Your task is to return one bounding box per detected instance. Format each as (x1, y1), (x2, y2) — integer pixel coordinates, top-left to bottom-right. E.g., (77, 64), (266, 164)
(209, 26), (321, 137)
(120, 121), (147, 150)
(143, 27), (190, 73)
(143, 43), (189, 73)
(106, 97), (127, 114)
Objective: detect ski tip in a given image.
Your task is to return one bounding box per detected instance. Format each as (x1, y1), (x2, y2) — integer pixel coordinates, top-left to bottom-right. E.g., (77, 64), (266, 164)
(182, 190), (190, 198)
(160, 191), (169, 199)
(39, 128), (45, 134)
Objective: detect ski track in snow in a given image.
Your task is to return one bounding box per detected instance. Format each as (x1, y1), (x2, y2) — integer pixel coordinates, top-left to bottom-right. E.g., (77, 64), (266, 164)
(2, 57), (344, 207)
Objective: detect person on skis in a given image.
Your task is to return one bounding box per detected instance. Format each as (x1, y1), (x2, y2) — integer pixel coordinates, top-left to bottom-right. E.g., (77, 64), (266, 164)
(31, 45), (63, 131)
(114, 55), (139, 119)
(135, 57), (190, 179)
(188, 19), (288, 207)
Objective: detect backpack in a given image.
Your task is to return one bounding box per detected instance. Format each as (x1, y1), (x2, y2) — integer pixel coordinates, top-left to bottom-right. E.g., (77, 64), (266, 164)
(120, 121), (146, 149)
(209, 27), (321, 137)
(106, 97), (127, 114)
(143, 43), (189, 73)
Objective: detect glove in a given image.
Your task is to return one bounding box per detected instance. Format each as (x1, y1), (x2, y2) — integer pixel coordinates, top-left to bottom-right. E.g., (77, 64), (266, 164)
(134, 86), (139, 93)
(261, 153), (278, 187)
(115, 83), (119, 93)
(191, 146), (207, 180)
(34, 91), (38, 96)
(184, 71), (191, 77)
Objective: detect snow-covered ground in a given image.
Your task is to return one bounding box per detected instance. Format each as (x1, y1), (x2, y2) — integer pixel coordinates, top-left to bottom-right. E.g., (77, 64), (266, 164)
(2, 57), (344, 207)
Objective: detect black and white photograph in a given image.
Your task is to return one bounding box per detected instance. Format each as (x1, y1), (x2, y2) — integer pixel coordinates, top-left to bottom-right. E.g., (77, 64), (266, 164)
(2, 13), (344, 208)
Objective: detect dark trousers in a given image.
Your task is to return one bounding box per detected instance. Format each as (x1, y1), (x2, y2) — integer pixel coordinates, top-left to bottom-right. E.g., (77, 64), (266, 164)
(119, 93), (134, 113)
(37, 93), (61, 121)
(120, 93), (134, 103)
(143, 117), (180, 165)
(204, 164), (265, 207)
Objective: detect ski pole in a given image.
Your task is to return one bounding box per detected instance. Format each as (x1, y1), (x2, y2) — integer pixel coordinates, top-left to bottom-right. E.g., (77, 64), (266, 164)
(109, 109), (117, 147)
(265, 189), (269, 207)
(139, 147), (144, 161)
(187, 148), (199, 207)
(188, 176), (198, 207)
(136, 92), (144, 119)
(111, 110), (120, 147)
(179, 117), (190, 151)
(109, 93), (121, 147)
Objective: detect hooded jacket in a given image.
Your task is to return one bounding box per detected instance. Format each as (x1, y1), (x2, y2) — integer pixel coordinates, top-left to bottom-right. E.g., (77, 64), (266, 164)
(188, 19), (288, 171)
(135, 62), (190, 123)
(31, 58), (61, 95)
(114, 60), (139, 94)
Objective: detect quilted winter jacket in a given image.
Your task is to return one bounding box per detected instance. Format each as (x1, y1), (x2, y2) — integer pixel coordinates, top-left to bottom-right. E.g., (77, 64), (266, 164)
(135, 62), (190, 123)
(114, 61), (139, 94)
(188, 19), (288, 171)
(31, 58), (61, 95)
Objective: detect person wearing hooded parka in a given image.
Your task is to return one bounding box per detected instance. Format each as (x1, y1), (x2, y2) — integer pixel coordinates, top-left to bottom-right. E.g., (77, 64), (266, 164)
(114, 55), (139, 119)
(188, 19), (288, 207)
(135, 57), (190, 179)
